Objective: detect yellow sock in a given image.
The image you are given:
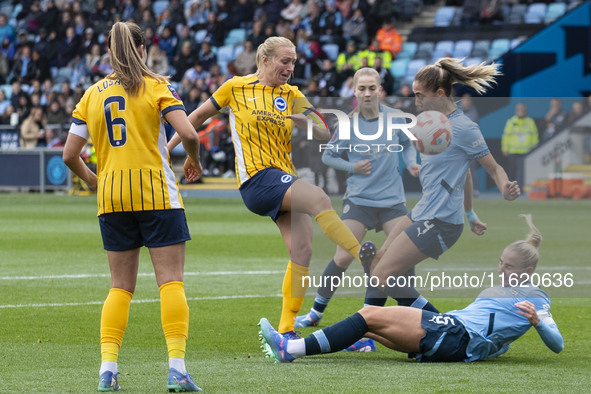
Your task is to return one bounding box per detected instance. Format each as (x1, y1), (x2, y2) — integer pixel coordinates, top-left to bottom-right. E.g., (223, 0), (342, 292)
(278, 261), (309, 333)
(315, 209), (361, 263)
(100, 288), (133, 363)
(160, 281), (189, 359)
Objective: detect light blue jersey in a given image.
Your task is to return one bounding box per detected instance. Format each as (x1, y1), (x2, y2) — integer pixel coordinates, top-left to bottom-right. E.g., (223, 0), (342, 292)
(448, 285), (563, 361)
(411, 108), (489, 224)
(322, 105), (416, 207)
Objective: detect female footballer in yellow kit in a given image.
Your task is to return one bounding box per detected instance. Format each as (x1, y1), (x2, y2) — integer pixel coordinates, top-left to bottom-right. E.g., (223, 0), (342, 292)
(63, 22), (202, 392)
(168, 36), (365, 337)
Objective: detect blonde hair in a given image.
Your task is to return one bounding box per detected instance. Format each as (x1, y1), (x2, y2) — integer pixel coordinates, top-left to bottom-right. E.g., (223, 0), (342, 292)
(415, 57), (501, 96)
(350, 67), (381, 116)
(254, 36), (295, 77)
(507, 214), (543, 270)
(107, 22), (168, 96)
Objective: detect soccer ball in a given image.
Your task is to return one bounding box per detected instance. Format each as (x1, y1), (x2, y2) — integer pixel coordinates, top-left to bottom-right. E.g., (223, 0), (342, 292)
(410, 111), (453, 155)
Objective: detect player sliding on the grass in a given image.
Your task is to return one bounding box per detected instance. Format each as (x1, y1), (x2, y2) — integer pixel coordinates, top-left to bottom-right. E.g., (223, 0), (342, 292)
(298, 58), (521, 331)
(295, 68), (420, 352)
(260, 214), (563, 363)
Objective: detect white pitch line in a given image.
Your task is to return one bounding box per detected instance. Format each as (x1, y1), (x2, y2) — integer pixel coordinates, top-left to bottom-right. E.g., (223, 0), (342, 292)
(0, 293), (282, 309)
(0, 270), (285, 281)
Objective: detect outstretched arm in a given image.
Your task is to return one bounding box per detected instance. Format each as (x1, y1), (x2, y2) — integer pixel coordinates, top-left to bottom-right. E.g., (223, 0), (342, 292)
(167, 99), (219, 151)
(515, 301), (563, 353)
(477, 153), (520, 200)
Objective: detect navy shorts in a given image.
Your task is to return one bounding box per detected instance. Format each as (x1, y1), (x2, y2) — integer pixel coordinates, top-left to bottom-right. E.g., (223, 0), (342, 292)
(99, 209), (191, 251)
(415, 310), (469, 362)
(404, 214), (463, 259)
(341, 199), (408, 232)
(239, 167), (296, 221)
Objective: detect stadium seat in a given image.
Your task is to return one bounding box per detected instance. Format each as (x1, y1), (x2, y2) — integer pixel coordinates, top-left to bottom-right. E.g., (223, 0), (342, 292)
(152, 0), (170, 18)
(217, 45), (235, 63)
(453, 40), (473, 59)
(511, 37), (525, 49)
(195, 29), (207, 43)
(507, 3), (527, 24)
(390, 58), (410, 80)
(322, 43), (339, 62)
(464, 57), (483, 67)
(224, 28), (246, 46)
(433, 6), (456, 27)
(432, 40), (454, 61)
(488, 38), (511, 60)
(414, 41), (434, 61)
(404, 58), (427, 84)
(0, 84), (12, 99)
(397, 42), (418, 60)
(233, 44), (244, 58)
(471, 40), (491, 59)
(524, 3), (547, 23)
(544, 2), (567, 23)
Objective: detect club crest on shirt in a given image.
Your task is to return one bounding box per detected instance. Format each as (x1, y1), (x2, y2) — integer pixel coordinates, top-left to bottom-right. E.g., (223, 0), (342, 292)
(274, 96), (287, 112)
(168, 85), (181, 100)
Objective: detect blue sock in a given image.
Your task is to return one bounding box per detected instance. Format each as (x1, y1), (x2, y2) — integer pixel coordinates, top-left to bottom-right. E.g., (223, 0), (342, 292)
(314, 260), (347, 313)
(304, 313), (368, 355)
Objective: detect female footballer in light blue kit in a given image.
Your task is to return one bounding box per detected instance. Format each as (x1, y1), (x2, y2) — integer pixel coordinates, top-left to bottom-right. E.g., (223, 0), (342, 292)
(260, 214), (563, 363)
(295, 68), (428, 340)
(365, 58), (521, 305)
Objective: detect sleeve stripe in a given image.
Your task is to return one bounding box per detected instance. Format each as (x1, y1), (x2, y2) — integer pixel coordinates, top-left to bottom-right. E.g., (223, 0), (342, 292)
(161, 105), (186, 116)
(72, 117), (86, 125)
(210, 96), (222, 110)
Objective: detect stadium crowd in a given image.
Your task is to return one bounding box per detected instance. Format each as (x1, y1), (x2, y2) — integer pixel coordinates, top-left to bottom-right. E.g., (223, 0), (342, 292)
(0, 0), (589, 176)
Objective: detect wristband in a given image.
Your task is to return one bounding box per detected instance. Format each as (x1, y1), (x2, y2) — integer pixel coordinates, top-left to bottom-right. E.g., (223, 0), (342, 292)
(465, 209), (478, 223)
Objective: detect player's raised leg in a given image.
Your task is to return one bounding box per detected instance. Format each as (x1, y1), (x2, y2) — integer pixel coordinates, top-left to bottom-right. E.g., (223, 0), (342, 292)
(296, 219), (368, 328)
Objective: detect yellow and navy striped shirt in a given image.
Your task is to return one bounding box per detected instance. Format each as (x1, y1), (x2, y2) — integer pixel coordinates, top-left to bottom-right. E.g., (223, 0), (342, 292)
(210, 75), (311, 185)
(70, 76), (186, 215)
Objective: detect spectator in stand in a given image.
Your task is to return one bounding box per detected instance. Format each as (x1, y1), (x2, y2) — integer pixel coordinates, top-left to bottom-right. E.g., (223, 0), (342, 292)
(317, 59), (339, 97)
(204, 12), (225, 46)
(374, 56), (394, 95)
(134, 0), (153, 26)
(19, 106), (46, 148)
(23, 0), (43, 33)
(234, 40), (257, 76)
(182, 87), (202, 114)
(198, 41), (217, 72)
(248, 20), (268, 49)
(31, 48), (50, 82)
(10, 81), (27, 109)
(301, 1), (322, 38)
(281, 0), (306, 21)
(45, 125), (64, 148)
(88, 0), (112, 34)
(185, 0), (211, 31)
(339, 75), (355, 97)
(176, 25), (197, 55)
(56, 26), (81, 68)
(10, 45), (36, 84)
(502, 103), (538, 188)
(255, 0), (285, 24)
(138, 7), (157, 33)
(40, 79), (56, 107)
(15, 93), (32, 126)
(336, 40), (361, 80)
(226, 0), (254, 30)
(359, 38), (392, 68)
(147, 44), (170, 76)
(73, 13), (87, 37)
(46, 99), (67, 128)
(85, 43), (103, 83)
(0, 104), (16, 125)
(0, 14), (15, 44)
(0, 89), (9, 114)
(158, 25), (178, 63)
(183, 62), (210, 84)
(172, 41), (198, 82)
(343, 8), (367, 46)
(144, 26), (156, 53)
(542, 98), (567, 141)
(0, 36), (15, 63)
(374, 18), (402, 58)
(319, 0), (344, 45)
(121, 0), (136, 21)
(80, 27), (98, 56)
(393, 83), (415, 113)
(40, 1), (61, 33)
(14, 31), (31, 55)
(566, 101), (585, 123)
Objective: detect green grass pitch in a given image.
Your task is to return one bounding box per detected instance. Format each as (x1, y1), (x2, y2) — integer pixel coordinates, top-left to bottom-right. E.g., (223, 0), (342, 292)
(0, 194), (590, 392)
